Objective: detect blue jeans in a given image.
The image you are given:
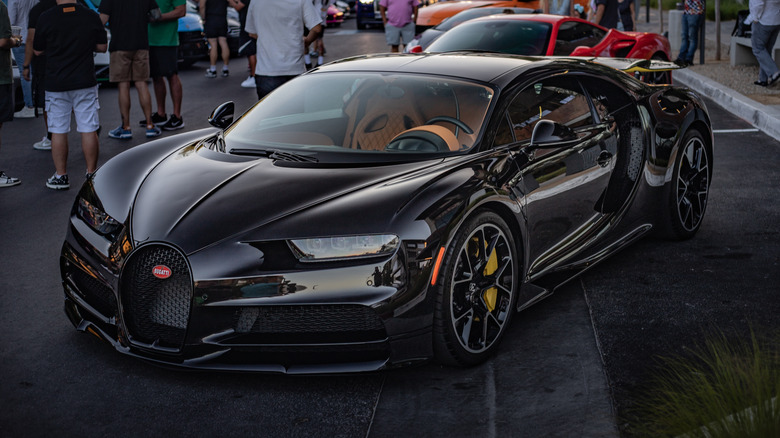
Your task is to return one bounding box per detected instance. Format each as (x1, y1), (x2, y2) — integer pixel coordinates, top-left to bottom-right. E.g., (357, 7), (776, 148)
(679, 13), (702, 63)
(12, 45), (33, 108)
(751, 21), (780, 82)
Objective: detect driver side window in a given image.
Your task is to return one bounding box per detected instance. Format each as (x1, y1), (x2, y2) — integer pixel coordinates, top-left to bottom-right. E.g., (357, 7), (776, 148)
(506, 77), (593, 143)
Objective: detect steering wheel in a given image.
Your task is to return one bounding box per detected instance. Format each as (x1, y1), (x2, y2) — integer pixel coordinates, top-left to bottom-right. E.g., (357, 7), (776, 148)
(424, 116), (474, 135)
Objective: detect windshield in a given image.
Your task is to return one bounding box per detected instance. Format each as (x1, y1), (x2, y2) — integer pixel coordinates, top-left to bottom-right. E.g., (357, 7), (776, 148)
(427, 20), (552, 56)
(225, 72), (494, 157)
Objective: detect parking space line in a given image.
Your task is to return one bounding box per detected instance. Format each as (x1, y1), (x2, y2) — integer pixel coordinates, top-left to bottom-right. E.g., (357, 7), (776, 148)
(712, 128), (760, 134)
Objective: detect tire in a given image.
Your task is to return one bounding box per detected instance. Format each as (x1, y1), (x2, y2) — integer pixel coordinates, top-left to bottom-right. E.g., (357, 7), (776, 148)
(660, 129), (711, 240)
(433, 210), (519, 366)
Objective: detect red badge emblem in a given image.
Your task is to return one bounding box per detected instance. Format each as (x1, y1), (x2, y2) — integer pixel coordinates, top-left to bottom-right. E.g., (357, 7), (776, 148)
(152, 265), (172, 279)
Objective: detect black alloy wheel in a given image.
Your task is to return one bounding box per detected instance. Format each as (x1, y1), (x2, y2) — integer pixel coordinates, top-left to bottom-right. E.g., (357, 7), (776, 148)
(662, 129), (711, 239)
(433, 210), (518, 366)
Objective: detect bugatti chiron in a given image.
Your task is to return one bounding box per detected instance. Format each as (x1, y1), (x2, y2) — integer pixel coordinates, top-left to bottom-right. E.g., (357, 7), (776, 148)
(60, 53), (712, 373)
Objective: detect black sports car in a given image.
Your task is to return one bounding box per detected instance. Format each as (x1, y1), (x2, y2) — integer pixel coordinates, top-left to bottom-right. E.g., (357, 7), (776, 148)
(60, 53), (713, 373)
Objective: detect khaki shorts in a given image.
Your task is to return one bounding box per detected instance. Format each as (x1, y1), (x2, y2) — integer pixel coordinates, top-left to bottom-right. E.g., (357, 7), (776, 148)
(109, 50), (150, 83)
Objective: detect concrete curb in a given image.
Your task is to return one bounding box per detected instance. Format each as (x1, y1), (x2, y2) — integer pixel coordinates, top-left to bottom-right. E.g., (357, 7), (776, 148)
(674, 68), (780, 142)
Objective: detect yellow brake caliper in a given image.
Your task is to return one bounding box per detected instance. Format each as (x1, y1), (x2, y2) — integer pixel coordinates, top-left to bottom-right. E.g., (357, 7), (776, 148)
(475, 237), (499, 313)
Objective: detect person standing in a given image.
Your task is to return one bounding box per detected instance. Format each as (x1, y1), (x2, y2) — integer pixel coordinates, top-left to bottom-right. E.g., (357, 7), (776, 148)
(618, 0), (634, 31)
(244, 0), (321, 100)
(22, 0), (55, 151)
(199, 0), (230, 78)
(141, 0), (186, 130)
(33, 0), (107, 189)
(675, 0), (704, 66)
(98, 0), (162, 139)
(0, 0), (22, 187)
(7, 0), (36, 118)
(379, 0), (418, 53)
(593, 0), (620, 29)
(746, 0), (780, 86)
(227, 0), (256, 87)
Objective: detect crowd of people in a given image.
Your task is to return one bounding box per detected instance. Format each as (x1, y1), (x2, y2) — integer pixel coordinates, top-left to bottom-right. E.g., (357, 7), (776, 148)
(0, 0), (327, 189)
(2, 0), (779, 189)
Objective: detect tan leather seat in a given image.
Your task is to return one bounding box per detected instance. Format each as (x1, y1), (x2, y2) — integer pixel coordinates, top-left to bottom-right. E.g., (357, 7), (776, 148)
(347, 86), (425, 151)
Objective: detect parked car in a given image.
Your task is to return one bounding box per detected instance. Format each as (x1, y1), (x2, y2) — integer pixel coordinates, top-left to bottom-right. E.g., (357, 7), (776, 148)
(60, 53), (710, 373)
(327, 3), (345, 26)
(416, 0), (588, 33)
(423, 14), (673, 83)
(356, 0), (382, 29)
(403, 6), (535, 53)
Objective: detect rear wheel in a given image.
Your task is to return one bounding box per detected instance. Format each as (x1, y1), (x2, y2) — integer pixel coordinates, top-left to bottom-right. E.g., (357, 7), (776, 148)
(433, 211), (518, 366)
(660, 129), (711, 240)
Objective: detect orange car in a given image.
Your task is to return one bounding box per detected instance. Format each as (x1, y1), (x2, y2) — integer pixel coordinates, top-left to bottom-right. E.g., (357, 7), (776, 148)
(417, 0), (590, 32)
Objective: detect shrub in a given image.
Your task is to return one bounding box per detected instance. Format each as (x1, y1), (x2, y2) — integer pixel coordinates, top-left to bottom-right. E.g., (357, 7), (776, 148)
(632, 331), (780, 437)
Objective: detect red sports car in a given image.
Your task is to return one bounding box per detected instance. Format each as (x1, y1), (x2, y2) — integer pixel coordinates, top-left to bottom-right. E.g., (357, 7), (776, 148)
(418, 14), (673, 82)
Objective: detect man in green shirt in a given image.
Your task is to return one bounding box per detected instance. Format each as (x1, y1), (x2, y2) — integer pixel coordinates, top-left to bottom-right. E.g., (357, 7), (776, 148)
(142, 0), (186, 130)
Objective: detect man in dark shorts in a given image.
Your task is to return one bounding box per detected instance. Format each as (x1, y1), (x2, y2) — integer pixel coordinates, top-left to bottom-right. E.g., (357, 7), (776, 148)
(22, 0), (57, 151)
(140, 0), (186, 130)
(199, 0), (230, 78)
(33, 0), (107, 190)
(0, 0), (22, 187)
(228, 0), (256, 87)
(99, 0), (163, 139)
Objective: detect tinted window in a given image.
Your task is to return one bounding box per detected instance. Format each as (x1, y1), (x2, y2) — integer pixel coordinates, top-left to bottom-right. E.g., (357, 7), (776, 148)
(427, 19), (552, 56)
(507, 77), (593, 142)
(553, 21), (606, 55)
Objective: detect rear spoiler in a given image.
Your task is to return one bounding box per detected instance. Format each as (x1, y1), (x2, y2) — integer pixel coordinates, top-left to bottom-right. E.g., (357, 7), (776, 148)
(552, 56), (683, 74)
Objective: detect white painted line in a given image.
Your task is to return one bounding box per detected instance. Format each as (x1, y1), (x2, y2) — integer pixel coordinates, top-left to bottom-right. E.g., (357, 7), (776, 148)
(712, 128), (760, 134)
(328, 30), (360, 36)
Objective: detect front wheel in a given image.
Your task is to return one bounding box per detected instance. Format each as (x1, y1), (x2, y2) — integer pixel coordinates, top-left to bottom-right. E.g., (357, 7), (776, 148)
(433, 211), (519, 366)
(660, 129), (711, 240)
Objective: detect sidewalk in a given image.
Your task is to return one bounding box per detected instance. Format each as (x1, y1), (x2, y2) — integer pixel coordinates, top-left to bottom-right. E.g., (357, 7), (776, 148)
(635, 8), (780, 141)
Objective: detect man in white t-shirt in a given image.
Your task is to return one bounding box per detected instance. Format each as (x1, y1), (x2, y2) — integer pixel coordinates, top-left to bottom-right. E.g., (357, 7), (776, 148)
(245, 0), (322, 100)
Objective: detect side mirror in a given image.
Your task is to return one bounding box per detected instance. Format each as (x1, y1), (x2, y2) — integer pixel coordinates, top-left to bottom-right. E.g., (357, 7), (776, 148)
(208, 101), (234, 129)
(529, 120), (577, 148)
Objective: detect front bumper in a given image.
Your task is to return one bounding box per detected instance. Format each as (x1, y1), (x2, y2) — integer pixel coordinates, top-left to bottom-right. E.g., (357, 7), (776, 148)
(60, 219), (435, 373)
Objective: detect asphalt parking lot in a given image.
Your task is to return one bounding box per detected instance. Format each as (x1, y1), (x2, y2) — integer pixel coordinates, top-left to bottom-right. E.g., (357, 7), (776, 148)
(1, 17), (779, 438)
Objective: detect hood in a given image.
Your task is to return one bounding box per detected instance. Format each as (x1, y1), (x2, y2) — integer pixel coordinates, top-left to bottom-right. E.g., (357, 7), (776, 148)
(130, 144), (440, 253)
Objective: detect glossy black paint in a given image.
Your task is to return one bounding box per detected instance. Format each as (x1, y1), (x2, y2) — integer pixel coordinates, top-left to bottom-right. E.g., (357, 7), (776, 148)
(60, 53), (712, 373)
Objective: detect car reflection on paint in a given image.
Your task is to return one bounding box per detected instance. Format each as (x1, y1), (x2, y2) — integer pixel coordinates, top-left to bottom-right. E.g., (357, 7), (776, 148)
(60, 53), (712, 374)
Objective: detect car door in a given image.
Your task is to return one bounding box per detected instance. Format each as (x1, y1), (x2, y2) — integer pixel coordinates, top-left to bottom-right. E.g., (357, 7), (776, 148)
(498, 75), (617, 278)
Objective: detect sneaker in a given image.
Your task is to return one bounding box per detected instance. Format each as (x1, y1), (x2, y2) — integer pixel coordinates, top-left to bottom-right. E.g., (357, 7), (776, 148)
(14, 106), (35, 118)
(161, 115), (184, 131)
(146, 125), (162, 138)
(46, 173), (69, 190)
(305, 63), (312, 70)
(0, 171), (21, 188)
(241, 76), (255, 88)
(205, 68), (217, 78)
(769, 71), (780, 87)
(139, 112), (167, 127)
(222, 68), (230, 77)
(108, 126), (132, 139)
(33, 136), (52, 150)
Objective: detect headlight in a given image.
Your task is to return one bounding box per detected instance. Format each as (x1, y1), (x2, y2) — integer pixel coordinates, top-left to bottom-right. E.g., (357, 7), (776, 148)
(288, 234), (399, 262)
(77, 197), (122, 236)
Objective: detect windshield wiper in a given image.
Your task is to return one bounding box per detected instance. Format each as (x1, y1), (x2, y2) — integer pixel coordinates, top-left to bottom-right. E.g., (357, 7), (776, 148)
(229, 148), (319, 163)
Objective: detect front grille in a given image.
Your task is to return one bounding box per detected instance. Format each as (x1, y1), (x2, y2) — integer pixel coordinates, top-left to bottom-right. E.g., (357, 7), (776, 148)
(120, 245), (192, 351)
(70, 268), (117, 318)
(232, 305), (387, 344)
